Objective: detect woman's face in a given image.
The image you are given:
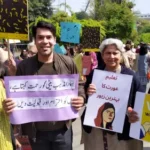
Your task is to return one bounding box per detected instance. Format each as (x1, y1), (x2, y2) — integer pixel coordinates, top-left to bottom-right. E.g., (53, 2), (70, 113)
(102, 108), (115, 123)
(28, 46), (37, 57)
(102, 45), (122, 68)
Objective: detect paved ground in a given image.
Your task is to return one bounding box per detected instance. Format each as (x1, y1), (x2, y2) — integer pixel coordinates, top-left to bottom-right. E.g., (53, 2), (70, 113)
(72, 115), (150, 150)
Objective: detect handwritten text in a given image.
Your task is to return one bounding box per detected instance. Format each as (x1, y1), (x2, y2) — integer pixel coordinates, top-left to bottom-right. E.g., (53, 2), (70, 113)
(102, 84), (118, 91)
(105, 75), (118, 80)
(97, 94), (120, 103)
(14, 95), (74, 110)
(9, 78), (76, 92)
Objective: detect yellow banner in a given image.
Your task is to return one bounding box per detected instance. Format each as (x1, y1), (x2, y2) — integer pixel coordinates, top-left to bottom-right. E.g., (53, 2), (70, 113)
(83, 49), (100, 52)
(0, 0), (29, 41)
(0, 33), (28, 41)
(141, 94), (150, 142)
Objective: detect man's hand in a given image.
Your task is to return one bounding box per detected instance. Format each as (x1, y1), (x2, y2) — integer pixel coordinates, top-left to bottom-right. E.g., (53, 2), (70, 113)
(3, 98), (15, 114)
(71, 96), (84, 111)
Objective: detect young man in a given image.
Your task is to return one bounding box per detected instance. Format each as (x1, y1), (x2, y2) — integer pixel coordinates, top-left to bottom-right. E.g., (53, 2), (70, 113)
(3, 21), (85, 150)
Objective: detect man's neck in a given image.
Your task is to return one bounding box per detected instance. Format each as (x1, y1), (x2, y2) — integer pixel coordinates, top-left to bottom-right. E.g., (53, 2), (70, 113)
(38, 52), (54, 63)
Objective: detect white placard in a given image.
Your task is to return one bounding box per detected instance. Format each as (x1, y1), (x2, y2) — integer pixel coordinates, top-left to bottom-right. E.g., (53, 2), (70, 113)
(130, 92), (150, 143)
(84, 69), (133, 133)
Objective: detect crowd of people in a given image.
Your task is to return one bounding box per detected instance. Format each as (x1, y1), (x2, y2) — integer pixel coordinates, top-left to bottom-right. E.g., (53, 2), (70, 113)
(0, 21), (150, 150)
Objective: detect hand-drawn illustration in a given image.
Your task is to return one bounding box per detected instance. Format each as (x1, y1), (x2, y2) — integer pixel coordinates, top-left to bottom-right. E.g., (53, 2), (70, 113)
(94, 102), (115, 130)
(130, 92), (150, 143)
(60, 22), (81, 44)
(82, 27), (100, 50)
(0, 0), (28, 40)
(140, 122), (150, 139)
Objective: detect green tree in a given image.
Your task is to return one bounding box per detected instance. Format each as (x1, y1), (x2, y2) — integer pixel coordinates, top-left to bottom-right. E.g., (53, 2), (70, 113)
(75, 11), (90, 20)
(137, 19), (150, 34)
(140, 33), (150, 43)
(30, 12), (106, 41)
(28, 0), (54, 23)
(91, 0), (135, 39)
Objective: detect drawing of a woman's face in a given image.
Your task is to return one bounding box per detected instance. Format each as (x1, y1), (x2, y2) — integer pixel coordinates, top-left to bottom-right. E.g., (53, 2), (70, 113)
(94, 102), (115, 129)
(102, 108), (115, 123)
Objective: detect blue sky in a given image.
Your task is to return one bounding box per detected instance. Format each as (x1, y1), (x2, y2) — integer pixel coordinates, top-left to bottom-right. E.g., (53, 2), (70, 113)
(53, 0), (150, 14)
(134, 0), (150, 14)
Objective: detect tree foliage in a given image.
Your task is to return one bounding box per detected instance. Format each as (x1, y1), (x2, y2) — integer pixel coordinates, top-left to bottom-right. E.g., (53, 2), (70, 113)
(135, 19), (150, 43)
(91, 0), (135, 40)
(75, 11), (90, 20)
(140, 33), (150, 43)
(137, 19), (150, 34)
(28, 0), (54, 23)
(30, 11), (106, 41)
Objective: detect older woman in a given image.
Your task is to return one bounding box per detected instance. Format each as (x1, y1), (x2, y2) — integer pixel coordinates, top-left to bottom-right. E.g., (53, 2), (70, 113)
(81, 38), (145, 150)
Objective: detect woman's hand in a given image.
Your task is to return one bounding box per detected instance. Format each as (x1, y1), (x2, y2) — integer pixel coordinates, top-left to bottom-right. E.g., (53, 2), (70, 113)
(87, 84), (96, 96)
(5, 56), (17, 76)
(128, 107), (139, 123)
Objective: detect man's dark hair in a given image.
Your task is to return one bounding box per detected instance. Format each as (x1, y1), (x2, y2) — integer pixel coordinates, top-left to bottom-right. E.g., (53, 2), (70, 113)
(32, 21), (56, 38)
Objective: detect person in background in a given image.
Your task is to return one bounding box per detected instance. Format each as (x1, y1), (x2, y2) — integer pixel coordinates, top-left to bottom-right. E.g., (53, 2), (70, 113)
(0, 63), (21, 150)
(124, 40), (136, 70)
(69, 47), (75, 58)
(96, 52), (105, 68)
(82, 38), (144, 150)
(73, 45), (84, 80)
(147, 43), (150, 52)
(84, 51), (98, 70)
(0, 40), (13, 63)
(135, 44), (150, 91)
(136, 42), (144, 54)
(131, 42), (136, 53)
(27, 42), (38, 57)
(19, 49), (28, 60)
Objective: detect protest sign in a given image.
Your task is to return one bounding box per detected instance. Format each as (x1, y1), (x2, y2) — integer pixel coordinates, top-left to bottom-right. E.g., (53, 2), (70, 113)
(5, 74), (79, 124)
(60, 22), (81, 44)
(54, 43), (64, 54)
(82, 27), (100, 52)
(60, 45), (67, 54)
(130, 92), (150, 142)
(54, 44), (67, 55)
(84, 69), (133, 133)
(0, 0), (29, 40)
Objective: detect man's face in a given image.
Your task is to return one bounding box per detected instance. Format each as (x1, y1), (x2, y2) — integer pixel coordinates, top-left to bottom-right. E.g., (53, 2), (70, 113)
(35, 28), (56, 56)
